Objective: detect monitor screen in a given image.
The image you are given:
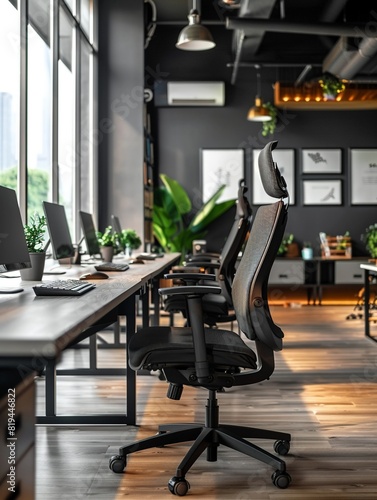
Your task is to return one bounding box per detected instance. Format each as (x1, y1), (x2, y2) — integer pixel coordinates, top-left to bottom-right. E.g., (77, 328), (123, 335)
(43, 201), (75, 260)
(0, 186), (31, 272)
(111, 214), (122, 234)
(79, 211), (101, 257)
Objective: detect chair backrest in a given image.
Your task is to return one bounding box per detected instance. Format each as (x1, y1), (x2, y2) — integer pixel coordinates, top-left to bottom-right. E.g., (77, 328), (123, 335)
(216, 181), (252, 305)
(232, 141), (288, 352)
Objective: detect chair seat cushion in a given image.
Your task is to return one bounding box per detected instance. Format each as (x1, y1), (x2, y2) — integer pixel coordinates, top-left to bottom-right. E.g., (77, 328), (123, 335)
(128, 326), (257, 371)
(164, 293), (229, 316)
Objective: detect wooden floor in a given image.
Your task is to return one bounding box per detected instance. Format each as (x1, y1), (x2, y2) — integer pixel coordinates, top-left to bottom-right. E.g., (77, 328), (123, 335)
(35, 305), (377, 499)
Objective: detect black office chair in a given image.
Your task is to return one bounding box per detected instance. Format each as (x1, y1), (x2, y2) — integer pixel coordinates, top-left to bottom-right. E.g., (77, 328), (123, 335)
(163, 180), (252, 327)
(109, 141), (292, 495)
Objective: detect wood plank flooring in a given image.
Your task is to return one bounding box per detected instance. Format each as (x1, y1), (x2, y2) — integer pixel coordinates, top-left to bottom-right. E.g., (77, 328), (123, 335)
(35, 306), (377, 499)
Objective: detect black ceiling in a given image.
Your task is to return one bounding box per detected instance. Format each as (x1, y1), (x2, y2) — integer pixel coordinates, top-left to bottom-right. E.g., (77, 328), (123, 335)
(146, 0), (377, 84)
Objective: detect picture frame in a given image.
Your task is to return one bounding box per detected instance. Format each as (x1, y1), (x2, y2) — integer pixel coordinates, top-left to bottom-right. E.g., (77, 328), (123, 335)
(200, 148), (244, 203)
(252, 148), (295, 205)
(302, 179), (342, 205)
(302, 148), (342, 174)
(350, 149), (377, 205)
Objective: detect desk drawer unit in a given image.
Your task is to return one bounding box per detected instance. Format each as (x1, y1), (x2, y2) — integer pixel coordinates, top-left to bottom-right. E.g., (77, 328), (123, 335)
(334, 261), (364, 284)
(269, 260), (305, 285)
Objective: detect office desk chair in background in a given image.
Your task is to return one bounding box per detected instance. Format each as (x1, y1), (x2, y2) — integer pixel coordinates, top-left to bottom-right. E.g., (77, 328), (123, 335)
(109, 141), (292, 495)
(163, 180), (253, 327)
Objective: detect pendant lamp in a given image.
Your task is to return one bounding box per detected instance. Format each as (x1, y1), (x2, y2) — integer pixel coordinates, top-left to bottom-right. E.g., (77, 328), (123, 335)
(247, 66), (272, 122)
(176, 0), (215, 51)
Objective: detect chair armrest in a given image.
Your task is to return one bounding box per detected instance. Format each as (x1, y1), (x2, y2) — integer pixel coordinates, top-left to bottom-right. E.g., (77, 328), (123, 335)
(164, 272), (216, 282)
(158, 285), (221, 297)
(185, 261), (220, 269)
(187, 252), (220, 261)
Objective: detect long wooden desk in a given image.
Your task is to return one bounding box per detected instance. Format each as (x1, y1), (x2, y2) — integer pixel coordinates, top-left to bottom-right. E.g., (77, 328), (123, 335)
(360, 263), (377, 342)
(0, 253), (180, 425)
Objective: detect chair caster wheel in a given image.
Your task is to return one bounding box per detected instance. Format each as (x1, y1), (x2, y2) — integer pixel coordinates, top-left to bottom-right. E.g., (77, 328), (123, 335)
(274, 439), (290, 455)
(168, 476), (190, 496)
(272, 470), (291, 489)
(109, 455), (126, 473)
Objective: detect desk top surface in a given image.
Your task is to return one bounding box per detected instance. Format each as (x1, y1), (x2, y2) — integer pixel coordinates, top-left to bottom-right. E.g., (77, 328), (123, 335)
(360, 262), (377, 272)
(0, 253), (180, 359)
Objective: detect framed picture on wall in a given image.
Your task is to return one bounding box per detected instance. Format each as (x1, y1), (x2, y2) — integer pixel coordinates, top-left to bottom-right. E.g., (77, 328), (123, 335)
(350, 149), (377, 205)
(302, 148), (342, 174)
(302, 179), (342, 205)
(200, 148), (244, 203)
(252, 148), (295, 205)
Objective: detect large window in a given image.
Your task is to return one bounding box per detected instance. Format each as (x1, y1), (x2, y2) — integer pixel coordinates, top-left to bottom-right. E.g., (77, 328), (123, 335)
(0, 0), (20, 191)
(0, 0), (97, 236)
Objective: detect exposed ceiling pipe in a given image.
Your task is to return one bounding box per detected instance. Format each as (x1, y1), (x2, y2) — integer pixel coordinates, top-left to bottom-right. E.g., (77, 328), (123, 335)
(338, 37), (377, 79)
(226, 18), (372, 38)
(230, 30), (245, 85)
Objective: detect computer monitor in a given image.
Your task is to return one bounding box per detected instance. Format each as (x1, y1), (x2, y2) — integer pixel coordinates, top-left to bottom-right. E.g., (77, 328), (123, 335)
(0, 185), (31, 274)
(43, 201), (75, 260)
(111, 214), (122, 234)
(79, 211), (101, 257)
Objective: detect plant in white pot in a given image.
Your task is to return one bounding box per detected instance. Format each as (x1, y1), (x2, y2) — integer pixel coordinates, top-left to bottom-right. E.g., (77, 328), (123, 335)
(20, 213), (47, 281)
(96, 226), (117, 262)
(119, 229), (142, 257)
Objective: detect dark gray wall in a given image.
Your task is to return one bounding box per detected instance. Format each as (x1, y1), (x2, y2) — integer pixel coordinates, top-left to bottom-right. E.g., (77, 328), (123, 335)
(98, 0), (144, 239)
(146, 25), (377, 256)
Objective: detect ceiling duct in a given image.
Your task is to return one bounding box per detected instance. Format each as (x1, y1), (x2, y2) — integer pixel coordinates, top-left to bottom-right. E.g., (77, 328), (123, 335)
(323, 37), (357, 75)
(335, 37), (377, 79)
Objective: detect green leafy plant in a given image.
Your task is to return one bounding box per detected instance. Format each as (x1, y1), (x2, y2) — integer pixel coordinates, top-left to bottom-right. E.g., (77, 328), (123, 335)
(363, 223), (377, 258)
(24, 213), (47, 253)
(277, 233), (294, 256)
(96, 226), (118, 247)
(152, 174), (236, 260)
(119, 229), (142, 250)
(261, 102), (278, 136)
(319, 72), (345, 99)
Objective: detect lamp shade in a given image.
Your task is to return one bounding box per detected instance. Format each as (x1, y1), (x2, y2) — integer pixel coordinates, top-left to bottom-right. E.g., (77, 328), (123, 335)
(247, 97), (272, 122)
(176, 10), (215, 51)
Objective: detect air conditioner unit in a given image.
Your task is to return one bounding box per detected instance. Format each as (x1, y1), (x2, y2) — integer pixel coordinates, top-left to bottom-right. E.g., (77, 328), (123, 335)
(166, 82), (225, 106)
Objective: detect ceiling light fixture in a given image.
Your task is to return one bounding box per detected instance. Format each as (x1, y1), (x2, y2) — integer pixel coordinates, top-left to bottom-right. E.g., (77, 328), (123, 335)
(176, 0), (215, 51)
(247, 66), (272, 122)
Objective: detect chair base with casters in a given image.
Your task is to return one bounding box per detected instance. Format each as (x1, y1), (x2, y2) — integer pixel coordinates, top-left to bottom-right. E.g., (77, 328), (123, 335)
(109, 387), (291, 495)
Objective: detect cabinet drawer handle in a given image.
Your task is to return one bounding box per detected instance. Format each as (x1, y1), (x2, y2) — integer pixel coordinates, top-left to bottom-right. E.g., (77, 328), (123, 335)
(353, 274), (362, 278)
(278, 274), (288, 278)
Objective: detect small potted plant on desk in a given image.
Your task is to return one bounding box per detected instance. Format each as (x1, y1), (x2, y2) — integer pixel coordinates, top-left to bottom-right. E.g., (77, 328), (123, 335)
(119, 229), (142, 257)
(96, 226), (117, 262)
(363, 223), (377, 263)
(20, 212), (47, 281)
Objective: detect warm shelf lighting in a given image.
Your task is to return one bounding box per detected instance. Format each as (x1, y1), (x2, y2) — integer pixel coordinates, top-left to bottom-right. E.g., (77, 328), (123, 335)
(274, 81), (377, 109)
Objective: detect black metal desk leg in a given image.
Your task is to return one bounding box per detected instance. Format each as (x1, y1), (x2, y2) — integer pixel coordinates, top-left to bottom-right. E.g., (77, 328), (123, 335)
(45, 359), (57, 417)
(364, 269), (370, 339)
(151, 277), (160, 326)
(123, 295), (137, 425)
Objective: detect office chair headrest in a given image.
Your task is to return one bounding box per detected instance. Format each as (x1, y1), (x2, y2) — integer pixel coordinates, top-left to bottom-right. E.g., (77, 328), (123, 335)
(236, 180), (252, 219)
(258, 141), (289, 200)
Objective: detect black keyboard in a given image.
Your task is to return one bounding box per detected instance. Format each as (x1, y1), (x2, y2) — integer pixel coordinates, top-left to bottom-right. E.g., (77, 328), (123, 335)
(33, 279), (96, 296)
(95, 262), (130, 272)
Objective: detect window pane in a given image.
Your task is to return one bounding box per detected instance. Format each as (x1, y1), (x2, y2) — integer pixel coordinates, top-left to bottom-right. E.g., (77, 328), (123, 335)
(27, 23), (52, 217)
(80, 37), (93, 213)
(0, 0), (19, 191)
(29, 0), (50, 46)
(80, 0), (90, 38)
(63, 0), (75, 16)
(58, 9), (75, 235)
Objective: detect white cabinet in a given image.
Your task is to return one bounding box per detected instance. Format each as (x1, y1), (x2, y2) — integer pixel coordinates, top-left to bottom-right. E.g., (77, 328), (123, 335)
(269, 260), (305, 285)
(335, 261), (364, 284)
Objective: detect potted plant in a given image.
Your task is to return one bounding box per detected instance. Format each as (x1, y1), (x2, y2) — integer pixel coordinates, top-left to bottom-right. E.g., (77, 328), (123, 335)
(119, 229), (142, 257)
(277, 233), (294, 257)
(152, 174), (236, 262)
(96, 226), (117, 262)
(363, 223), (377, 262)
(20, 212), (47, 281)
(319, 72), (345, 100)
(261, 102), (278, 136)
